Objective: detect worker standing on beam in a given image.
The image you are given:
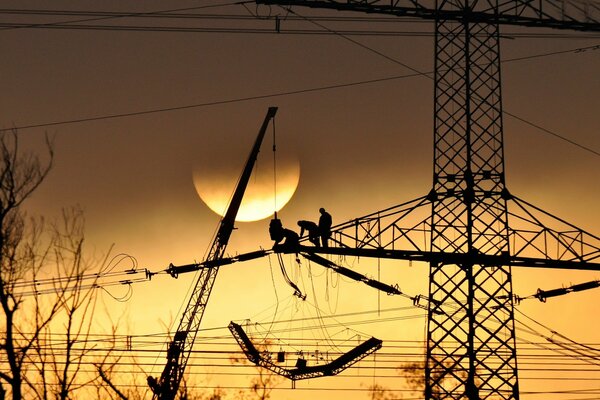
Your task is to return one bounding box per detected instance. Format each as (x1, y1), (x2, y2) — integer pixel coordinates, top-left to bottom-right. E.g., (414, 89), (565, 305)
(318, 208), (332, 247)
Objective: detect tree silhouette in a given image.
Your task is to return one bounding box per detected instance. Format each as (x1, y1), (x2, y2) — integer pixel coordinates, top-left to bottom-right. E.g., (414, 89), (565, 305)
(0, 130), (114, 399)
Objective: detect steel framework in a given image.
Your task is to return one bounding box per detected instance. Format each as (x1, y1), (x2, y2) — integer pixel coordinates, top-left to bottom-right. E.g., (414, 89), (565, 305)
(254, 1), (599, 399)
(228, 322), (382, 381)
(427, 17), (516, 399)
(149, 108), (278, 400)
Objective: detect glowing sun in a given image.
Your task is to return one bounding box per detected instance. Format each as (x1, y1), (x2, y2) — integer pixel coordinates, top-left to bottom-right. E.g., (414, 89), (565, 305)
(193, 157), (300, 222)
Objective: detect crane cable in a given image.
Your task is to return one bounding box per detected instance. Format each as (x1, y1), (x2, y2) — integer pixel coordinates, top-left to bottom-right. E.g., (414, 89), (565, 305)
(269, 113), (304, 298)
(272, 113), (277, 218)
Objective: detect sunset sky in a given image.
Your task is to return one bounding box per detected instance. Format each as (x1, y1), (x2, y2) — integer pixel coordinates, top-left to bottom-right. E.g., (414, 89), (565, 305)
(2, 1), (599, 398)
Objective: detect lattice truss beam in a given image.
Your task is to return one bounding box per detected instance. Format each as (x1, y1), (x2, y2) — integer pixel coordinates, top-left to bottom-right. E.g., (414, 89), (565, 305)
(258, 0), (600, 31)
(312, 194), (600, 270)
(228, 322), (382, 381)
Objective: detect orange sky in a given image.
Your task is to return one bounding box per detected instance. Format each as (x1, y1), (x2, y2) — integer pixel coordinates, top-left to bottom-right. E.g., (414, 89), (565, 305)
(2, 1), (599, 399)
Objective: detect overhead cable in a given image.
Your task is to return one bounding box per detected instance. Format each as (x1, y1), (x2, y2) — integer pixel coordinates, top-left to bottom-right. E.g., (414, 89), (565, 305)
(3, 42), (598, 158)
(278, 5), (600, 158)
(0, 2), (251, 32)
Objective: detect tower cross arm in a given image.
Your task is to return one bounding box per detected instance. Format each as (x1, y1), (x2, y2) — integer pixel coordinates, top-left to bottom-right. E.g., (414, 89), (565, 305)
(292, 245), (600, 271)
(286, 193), (600, 272)
(256, 0), (600, 31)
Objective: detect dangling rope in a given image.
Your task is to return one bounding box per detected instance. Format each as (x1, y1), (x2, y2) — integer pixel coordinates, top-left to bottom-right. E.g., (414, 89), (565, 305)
(277, 253), (305, 300)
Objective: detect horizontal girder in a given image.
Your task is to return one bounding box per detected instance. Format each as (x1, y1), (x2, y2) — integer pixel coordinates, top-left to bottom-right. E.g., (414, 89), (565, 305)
(257, 0), (600, 31)
(291, 245), (600, 271)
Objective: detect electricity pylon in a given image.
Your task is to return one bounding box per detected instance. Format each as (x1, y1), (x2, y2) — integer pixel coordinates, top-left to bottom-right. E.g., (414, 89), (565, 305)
(257, 1), (600, 398)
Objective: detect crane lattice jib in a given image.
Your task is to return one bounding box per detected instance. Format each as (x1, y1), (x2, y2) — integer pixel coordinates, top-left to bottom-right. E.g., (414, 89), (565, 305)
(151, 107), (278, 400)
(255, 1), (598, 399)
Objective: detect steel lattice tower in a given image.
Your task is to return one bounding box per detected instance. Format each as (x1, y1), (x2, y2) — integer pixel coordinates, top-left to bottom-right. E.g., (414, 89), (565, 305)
(255, 1), (600, 399)
(428, 17), (516, 399)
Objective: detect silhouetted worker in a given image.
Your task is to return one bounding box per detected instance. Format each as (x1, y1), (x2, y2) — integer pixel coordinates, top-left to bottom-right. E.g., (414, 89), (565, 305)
(274, 228), (300, 252)
(269, 218), (284, 243)
(318, 208), (332, 247)
(297, 220), (320, 246)
(147, 376), (160, 394)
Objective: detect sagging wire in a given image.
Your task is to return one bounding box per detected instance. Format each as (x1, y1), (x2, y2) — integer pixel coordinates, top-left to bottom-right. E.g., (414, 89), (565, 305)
(309, 298), (384, 354)
(242, 0), (292, 33)
(239, 296), (354, 360)
(13, 253), (155, 298)
(277, 253), (306, 300)
(327, 255), (343, 312)
(332, 271), (342, 314)
(231, 301), (304, 363)
(249, 304), (424, 333)
(303, 256), (340, 315)
(305, 260), (343, 354)
(325, 267), (341, 315)
(264, 253), (280, 341)
(515, 309), (600, 367)
(99, 283), (134, 303)
(377, 256), (381, 316)
(241, 318), (293, 355)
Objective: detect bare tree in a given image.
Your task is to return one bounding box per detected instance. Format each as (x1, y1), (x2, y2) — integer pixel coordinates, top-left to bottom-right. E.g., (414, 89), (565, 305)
(397, 360), (475, 399)
(0, 129), (54, 399)
(0, 130), (118, 399)
(96, 328), (283, 400)
(27, 209), (114, 400)
(365, 382), (395, 400)
(94, 315), (219, 400)
(229, 337), (282, 400)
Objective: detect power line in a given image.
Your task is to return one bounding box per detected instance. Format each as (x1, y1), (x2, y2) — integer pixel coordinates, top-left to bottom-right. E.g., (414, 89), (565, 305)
(503, 110), (600, 157)
(1, 21), (597, 38)
(0, 2), (251, 32)
(277, 5), (600, 158)
(2, 7), (598, 39)
(12, 253), (160, 298)
(10, 314), (600, 358)
(4, 42), (598, 158)
(8, 321), (600, 398)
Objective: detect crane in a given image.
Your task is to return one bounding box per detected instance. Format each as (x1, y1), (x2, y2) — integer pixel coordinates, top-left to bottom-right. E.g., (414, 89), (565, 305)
(247, 1), (599, 399)
(147, 107), (278, 400)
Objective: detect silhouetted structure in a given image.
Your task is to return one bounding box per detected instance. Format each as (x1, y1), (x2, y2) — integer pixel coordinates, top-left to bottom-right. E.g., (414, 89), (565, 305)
(318, 208), (332, 247)
(150, 108), (278, 400)
(269, 217), (284, 243)
(228, 321), (382, 381)
(256, 1), (600, 399)
(297, 220), (320, 246)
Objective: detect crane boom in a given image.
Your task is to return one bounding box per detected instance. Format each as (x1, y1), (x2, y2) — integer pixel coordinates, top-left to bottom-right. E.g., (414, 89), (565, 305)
(149, 107), (278, 400)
